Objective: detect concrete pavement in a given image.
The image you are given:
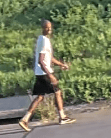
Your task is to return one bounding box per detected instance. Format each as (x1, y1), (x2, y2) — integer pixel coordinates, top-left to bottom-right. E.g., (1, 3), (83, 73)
(24, 108), (111, 138)
(0, 108), (111, 138)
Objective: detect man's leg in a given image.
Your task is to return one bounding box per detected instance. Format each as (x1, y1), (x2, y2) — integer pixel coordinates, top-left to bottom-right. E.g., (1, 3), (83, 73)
(28, 95), (44, 114)
(19, 95), (44, 131)
(55, 89), (76, 124)
(55, 90), (66, 119)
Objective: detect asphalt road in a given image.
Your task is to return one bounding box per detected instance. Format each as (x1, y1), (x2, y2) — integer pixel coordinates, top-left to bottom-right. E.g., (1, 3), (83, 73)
(0, 108), (111, 138)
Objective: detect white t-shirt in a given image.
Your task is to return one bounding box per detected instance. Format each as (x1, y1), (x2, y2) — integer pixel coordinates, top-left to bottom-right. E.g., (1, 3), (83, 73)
(34, 35), (54, 75)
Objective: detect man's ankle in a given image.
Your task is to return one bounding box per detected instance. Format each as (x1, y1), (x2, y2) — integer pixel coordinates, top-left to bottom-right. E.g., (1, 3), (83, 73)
(21, 119), (28, 123)
(59, 109), (66, 119)
(61, 115), (67, 119)
(21, 111), (32, 123)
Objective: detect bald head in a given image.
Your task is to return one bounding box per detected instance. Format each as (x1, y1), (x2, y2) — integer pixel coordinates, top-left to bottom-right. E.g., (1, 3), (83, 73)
(41, 19), (52, 36)
(41, 19), (51, 28)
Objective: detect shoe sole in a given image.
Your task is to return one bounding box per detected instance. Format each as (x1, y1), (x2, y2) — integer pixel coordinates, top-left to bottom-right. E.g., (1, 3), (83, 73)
(59, 119), (76, 125)
(19, 121), (31, 132)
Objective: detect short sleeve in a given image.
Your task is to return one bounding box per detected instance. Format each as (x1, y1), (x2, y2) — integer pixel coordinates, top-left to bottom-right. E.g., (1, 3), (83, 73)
(39, 37), (47, 54)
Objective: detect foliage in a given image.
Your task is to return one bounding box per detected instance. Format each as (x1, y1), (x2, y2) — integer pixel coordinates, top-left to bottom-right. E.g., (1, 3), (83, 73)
(59, 59), (111, 103)
(35, 94), (57, 121)
(0, 0), (111, 103)
(51, 1), (111, 103)
(0, 69), (34, 97)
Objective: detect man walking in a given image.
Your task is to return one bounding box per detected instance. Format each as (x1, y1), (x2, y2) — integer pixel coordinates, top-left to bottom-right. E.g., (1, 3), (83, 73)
(19, 19), (76, 132)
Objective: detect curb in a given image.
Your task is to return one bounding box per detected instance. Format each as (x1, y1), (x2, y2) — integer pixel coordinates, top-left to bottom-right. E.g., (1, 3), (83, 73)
(0, 100), (111, 134)
(0, 121), (42, 135)
(64, 100), (111, 114)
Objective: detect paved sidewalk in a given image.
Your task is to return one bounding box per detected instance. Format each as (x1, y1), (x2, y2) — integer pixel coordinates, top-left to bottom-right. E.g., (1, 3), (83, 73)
(25, 109), (111, 138)
(0, 121), (42, 135)
(0, 108), (111, 138)
(0, 100), (111, 134)
(64, 99), (111, 114)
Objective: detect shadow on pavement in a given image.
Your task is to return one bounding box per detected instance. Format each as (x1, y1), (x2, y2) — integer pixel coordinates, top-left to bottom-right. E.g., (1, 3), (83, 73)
(22, 123), (59, 138)
(0, 129), (24, 136)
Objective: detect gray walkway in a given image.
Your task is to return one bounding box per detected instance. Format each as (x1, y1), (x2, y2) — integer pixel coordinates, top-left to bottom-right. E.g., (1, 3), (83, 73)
(0, 108), (111, 138)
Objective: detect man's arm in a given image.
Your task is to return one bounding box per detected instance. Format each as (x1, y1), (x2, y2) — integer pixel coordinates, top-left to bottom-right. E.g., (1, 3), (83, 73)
(52, 57), (64, 66)
(39, 53), (58, 85)
(52, 57), (69, 70)
(39, 53), (51, 75)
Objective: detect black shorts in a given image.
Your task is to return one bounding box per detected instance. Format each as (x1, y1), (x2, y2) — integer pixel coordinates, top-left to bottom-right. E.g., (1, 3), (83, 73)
(32, 75), (59, 95)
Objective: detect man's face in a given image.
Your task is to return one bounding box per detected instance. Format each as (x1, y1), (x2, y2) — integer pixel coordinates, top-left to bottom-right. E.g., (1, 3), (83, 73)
(43, 22), (52, 35)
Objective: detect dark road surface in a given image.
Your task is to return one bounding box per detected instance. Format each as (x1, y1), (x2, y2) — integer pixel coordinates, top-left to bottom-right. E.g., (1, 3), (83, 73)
(0, 108), (111, 138)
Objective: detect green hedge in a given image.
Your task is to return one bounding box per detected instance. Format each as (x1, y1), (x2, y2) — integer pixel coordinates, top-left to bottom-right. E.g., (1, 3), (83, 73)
(59, 59), (111, 103)
(0, 69), (34, 97)
(51, 1), (111, 102)
(0, 0), (111, 103)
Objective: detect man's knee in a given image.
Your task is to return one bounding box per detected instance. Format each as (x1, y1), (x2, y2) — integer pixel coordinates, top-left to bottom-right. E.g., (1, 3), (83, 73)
(34, 95), (44, 102)
(38, 95), (44, 101)
(55, 90), (62, 97)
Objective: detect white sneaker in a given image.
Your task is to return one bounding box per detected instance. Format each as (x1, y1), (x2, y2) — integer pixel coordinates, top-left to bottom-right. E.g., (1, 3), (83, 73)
(59, 116), (76, 125)
(19, 120), (31, 132)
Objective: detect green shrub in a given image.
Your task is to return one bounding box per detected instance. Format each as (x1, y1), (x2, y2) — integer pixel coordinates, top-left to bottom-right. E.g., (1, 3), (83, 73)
(59, 60), (111, 103)
(0, 69), (34, 97)
(35, 94), (57, 121)
(0, 0), (111, 103)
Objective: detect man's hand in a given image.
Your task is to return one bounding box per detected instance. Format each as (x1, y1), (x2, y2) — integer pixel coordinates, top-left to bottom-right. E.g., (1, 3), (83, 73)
(60, 64), (69, 70)
(48, 74), (58, 86)
(52, 57), (70, 70)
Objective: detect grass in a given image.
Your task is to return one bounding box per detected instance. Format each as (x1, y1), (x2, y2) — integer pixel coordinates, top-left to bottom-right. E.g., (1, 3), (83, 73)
(34, 93), (58, 122)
